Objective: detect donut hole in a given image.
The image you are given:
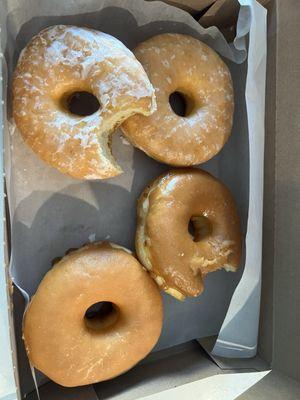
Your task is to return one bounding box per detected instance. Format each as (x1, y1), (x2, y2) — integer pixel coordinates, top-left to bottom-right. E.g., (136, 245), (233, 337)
(84, 301), (119, 331)
(62, 91), (100, 116)
(188, 215), (212, 242)
(169, 91), (194, 117)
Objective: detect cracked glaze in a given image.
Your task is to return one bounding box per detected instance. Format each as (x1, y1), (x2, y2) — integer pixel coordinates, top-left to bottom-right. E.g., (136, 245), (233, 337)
(122, 33), (234, 166)
(13, 25), (156, 179)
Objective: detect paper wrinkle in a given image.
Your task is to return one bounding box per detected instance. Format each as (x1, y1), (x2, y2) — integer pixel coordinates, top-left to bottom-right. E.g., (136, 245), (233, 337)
(212, 0), (267, 358)
(0, 0), (265, 384)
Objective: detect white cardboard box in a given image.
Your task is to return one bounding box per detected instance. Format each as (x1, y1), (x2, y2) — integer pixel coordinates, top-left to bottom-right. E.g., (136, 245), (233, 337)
(1, 0), (300, 399)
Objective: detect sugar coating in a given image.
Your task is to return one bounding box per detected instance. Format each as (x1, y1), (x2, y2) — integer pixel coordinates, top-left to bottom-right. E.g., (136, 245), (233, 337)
(121, 33), (234, 166)
(13, 25), (156, 179)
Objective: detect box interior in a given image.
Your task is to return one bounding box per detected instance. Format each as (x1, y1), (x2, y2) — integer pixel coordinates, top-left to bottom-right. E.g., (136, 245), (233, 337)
(6, 0), (252, 357)
(5, 0), (300, 399)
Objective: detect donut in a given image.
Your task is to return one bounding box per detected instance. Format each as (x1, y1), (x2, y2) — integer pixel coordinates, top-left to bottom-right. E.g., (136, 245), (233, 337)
(136, 169), (241, 300)
(23, 242), (163, 387)
(121, 33), (234, 165)
(13, 25), (156, 179)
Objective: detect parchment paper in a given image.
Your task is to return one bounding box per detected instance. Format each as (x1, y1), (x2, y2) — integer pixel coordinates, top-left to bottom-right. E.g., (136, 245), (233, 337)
(1, 0), (266, 378)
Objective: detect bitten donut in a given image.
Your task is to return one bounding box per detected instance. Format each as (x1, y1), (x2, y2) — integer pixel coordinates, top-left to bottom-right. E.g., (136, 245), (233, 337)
(136, 169), (241, 300)
(13, 25), (156, 179)
(23, 242), (163, 387)
(122, 33), (234, 165)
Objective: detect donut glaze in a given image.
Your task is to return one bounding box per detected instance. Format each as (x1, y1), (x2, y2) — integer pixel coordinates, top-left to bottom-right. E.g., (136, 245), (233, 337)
(13, 25), (156, 179)
(122, 33), (234, 166)
(136, 169), (242, 300)
(23, 242), (163, 386)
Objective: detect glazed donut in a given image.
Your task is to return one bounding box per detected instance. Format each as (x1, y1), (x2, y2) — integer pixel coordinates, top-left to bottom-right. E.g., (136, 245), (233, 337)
(13, 25), (156, 179)
(136, 169), (241, 300)
(23, 242), (163, 387)
(122, 33), (234, 165)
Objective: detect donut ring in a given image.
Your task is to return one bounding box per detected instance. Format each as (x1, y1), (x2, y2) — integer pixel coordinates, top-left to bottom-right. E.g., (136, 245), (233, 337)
(23, 242), (163, 387)
(122, 33), (234, 165)
(13, 25), (156, 179)
(136, 169), (241, 300)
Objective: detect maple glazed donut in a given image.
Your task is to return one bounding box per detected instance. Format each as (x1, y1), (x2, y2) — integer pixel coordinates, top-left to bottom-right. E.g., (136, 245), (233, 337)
(136, 169), (241, 300)
(23, 242), (163, 387)
(122, 33), (234, 165)
(13, 25), (156, 179)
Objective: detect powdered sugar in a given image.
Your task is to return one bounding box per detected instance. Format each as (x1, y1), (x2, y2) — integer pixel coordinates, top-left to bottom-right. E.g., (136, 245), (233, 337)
(123, 33), (233, 165)
(13, 25), (156, 179)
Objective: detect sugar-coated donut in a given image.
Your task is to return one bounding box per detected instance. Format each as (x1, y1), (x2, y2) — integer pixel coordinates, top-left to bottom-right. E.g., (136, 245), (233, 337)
(122, 33), (234, 166)
(136, 169), (241, 300)
(23, 242), (163, 387)
(13, 25), (156, 179)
